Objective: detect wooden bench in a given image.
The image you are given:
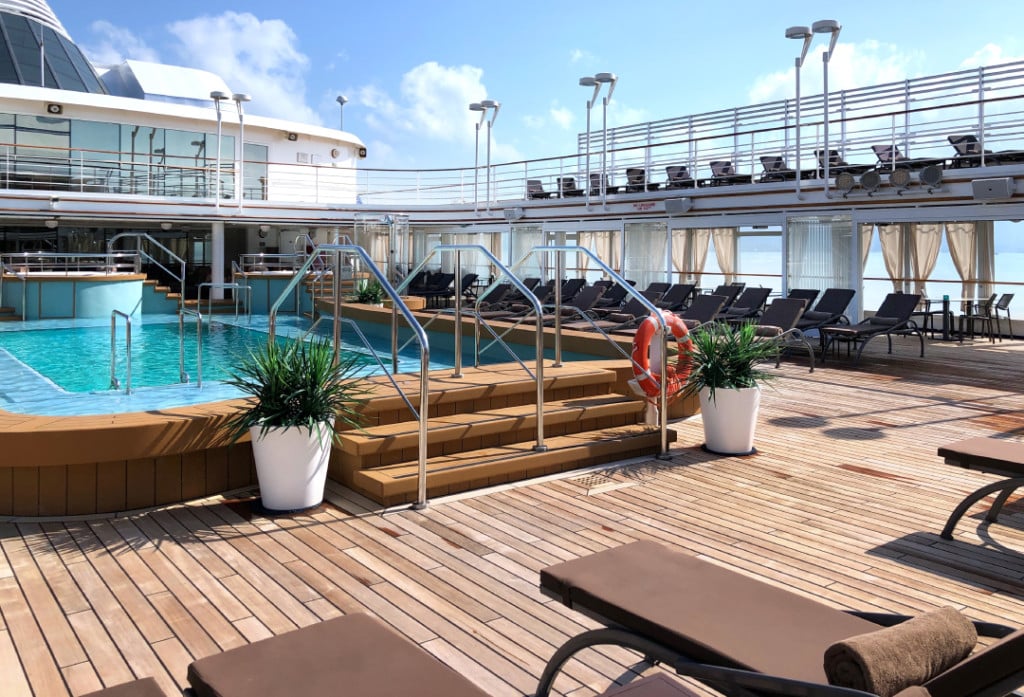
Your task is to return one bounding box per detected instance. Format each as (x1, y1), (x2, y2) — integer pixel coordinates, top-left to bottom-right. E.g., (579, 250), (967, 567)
(937, 436), (1024, 539)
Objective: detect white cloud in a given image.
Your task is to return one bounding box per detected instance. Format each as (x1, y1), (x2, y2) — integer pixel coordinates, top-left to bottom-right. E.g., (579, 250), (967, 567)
(960, 44), (1024, 68)
(549, 106), (574, 129)
(396, 62), (487, 140)
(748, 40), (924, 104)
(570, 49), (591, 64)
(166, 12), (320, 126)
(81, 20), (160, 67)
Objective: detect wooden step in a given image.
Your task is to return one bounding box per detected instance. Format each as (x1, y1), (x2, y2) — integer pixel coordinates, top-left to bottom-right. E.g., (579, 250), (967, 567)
(0, 306), (19, 321)
(359, 364), (620, 426)
(350, 424), (674, 505)
(338, 394), (644, 462)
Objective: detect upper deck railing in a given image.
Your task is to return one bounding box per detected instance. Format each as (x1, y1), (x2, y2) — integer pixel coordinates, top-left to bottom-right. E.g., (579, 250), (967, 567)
(2, 61), (1023, 208)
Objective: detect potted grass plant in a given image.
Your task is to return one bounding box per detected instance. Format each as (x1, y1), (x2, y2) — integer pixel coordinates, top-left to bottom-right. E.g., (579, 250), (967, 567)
(681, 321), (779, 455)
(354, 278), (385, 306)
(225, 336), (368, 512)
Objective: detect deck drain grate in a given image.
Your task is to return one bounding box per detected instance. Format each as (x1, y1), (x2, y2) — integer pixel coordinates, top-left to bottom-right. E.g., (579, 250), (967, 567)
(569, 472), (637, 496)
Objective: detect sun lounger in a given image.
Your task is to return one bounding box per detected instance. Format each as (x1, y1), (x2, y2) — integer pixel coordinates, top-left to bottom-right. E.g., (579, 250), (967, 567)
(665, 165), (695, 189)
(796, 287), (856, 337)
(654, 283), (696, 312)
(936, 436), (1024, 539)
(706, 160), (753, 186)
(821, 292), (925, 365)
(84, 678), (166, 697)
(752, 297), (815, 372)
(626, 167), (660, 192)
(715, 286), (772, 321)
(537, 540), (1024, 697)
(870, 144), (945, 170)
(558, 176), (585, 197)
(814, 149), (874, 176)
(527, 179), (556, 199)
(677, 293), (728, 330)
(758, 155), (798, 182)
(187, 613), (492, 697)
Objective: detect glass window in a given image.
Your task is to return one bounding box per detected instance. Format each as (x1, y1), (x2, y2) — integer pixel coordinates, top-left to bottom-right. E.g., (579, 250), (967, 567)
(243, 142), (267, 200)
(57, 33), (104, 93)
(4, 14), (47, 88)
(0, 24), (20, 84)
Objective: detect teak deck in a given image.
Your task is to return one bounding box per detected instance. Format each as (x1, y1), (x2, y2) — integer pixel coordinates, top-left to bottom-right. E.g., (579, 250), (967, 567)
(2, 334), (1024, 697)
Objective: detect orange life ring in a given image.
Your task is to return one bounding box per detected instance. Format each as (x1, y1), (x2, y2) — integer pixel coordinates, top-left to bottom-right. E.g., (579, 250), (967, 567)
(630, 310), (693, 402)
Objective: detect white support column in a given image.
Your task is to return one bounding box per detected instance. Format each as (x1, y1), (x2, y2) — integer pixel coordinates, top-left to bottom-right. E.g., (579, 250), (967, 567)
(211, 221), (225, 300)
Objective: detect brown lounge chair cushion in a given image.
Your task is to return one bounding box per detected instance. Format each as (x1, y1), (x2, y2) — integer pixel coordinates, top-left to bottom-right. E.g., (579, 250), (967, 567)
(187, 613), (490, 697)
(540, 540), (882, 684)
(81, 677), (166, 697)
(823, 606), (977, 697)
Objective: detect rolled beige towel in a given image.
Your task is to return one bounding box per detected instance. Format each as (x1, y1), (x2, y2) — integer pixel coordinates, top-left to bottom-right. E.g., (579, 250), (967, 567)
(823, 606), (976, 697)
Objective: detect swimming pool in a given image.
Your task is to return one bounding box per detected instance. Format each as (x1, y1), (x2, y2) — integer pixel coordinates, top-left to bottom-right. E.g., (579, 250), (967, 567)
(0, 314), (460, 416)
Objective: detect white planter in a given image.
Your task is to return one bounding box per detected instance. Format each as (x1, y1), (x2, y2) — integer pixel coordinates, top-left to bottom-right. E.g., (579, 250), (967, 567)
(249, 423), (332, 512)
(699, 386), (761, 455)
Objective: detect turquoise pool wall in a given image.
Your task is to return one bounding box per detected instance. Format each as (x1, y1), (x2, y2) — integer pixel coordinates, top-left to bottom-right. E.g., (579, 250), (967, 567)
(1, 275), (144, 319)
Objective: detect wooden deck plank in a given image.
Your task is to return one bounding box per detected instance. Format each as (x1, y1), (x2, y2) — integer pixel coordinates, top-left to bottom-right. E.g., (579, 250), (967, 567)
(5, 341), (1024, 696)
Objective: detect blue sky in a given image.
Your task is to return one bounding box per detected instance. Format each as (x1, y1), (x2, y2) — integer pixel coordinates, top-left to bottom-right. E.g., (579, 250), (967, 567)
(51, 1), (1024, 170)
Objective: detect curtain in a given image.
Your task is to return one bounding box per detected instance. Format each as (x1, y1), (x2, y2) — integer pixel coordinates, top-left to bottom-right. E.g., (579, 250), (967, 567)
(877, 223), (904, 292)
(908, 223), (942, 299)
(860, 223), (873, 270)
(578, 230), (620, 274)
(711, 227), (737, 284)
(623, 222), (667, 289)
(976, 220), (995, 299)
(945, 222), (975, 302)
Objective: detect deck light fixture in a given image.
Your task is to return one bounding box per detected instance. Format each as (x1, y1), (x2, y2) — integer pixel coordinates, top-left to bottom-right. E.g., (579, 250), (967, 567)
(786, 26), (813, 199)
(480, 99), (500, 211)
(44, 218), (58, 229)
(594, 73), (617, 204)
(920, 164), (944, 191)
(336, 95), (348, 130)
(579, 76), (600, 204)
(812, 20), (842, 193)
(469, 102), (487, 212)
(210, 91), (229, 206)
(860, 170), (881, 194)
(232, 93), (251, 209)
(835, 171), (856, 196)
(889, 167), (912, 192)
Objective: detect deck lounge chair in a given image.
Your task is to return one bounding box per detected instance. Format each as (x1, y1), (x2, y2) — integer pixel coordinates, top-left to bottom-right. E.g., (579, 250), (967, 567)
(526, 179), (555, 199)
(665, 165), (695, 189)
(870, 144), (945, 170)
(541, 283), (606, 324)
(625, 167), (660, 192)
(564, 292), (659, 332)
(655, 283), (696, 312)
(187, 613), (492, 697)
(589, 172), (620, 195)
(558, 176), (585, 197)
(708, 283), (744, 309)
(715, 286), (772, 322)
(537, 540), (1024, 697)
(593, 280), (636, 309)
(787, 287), (820, 307)
(707, 160), (753, 186)
(821, 292), (925, 365)
(753, 297), (815, 372)
(796, 287), (856, 334)
(677, 293), (728, 330)
(84, 677), (166, 697)
(758, 155), (797, 182)
(814, 149), (874, 176)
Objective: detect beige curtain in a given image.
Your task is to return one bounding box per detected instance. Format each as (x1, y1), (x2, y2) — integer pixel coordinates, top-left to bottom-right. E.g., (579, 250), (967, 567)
(945, 222), (975, 301)
(711, 227), (737, 284)
(860, 223), (874, 270)
(671, 228), (712, 284)
(976, 220), (995, 298)
(877, 223), (904, 291)
(908, 223), (942, 298)
(578, 231), (620, 273)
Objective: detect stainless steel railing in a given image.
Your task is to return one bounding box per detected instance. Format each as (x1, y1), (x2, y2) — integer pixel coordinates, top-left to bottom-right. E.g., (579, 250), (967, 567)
(110, 310), (132, 394)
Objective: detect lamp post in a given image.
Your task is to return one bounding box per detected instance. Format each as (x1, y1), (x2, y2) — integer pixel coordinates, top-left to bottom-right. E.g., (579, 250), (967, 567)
(336, 95), (348, 130)
(595, 73), (617, 206)
(480, 99), (500, 211)
(579, 76), (599, 204)
(469, 102), (486, 212)
(210, 91), (228, 207)
(232, 92), (251, 208)
(812, 19), (842, 195)
(785, 26), (812, 198)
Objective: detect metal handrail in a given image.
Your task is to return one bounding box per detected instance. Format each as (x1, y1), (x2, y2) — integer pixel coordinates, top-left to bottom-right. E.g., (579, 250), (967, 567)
(107, 232), (187, 306)
(398, 244), (547, 452)
(268, 243), (432, 510)
(179, 308), (203, 386)
(199, 282), (251, 319)
(0, 260), (27, 320)
(110, 310), (132, 394)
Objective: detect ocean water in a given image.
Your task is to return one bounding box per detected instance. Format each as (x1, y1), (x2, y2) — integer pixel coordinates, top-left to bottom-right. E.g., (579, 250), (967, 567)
(705, 250), (1023, 312)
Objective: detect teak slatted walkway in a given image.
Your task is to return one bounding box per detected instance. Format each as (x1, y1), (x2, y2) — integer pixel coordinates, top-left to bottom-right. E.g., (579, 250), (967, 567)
(2, 335), (1024, 697)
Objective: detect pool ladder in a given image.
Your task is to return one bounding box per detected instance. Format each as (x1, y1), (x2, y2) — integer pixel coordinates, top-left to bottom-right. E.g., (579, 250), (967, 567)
(110, 310), (132, 394)
(179, 309), (203, 386)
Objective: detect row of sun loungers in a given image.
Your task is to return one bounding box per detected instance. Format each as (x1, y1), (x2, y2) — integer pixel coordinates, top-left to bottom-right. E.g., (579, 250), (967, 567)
(526, 134), (1024, 198)
(91, 539), (1024, 697)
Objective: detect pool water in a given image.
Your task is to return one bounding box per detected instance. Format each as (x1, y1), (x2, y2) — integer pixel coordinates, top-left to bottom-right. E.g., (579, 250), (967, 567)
(0, 315), (453, 416)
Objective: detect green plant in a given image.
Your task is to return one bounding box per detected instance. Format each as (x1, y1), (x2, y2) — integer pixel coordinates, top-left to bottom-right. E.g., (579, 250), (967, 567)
(224, 337), (368, 444)
(354, 278), (385, 304)
(681, 322), (779, 402)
